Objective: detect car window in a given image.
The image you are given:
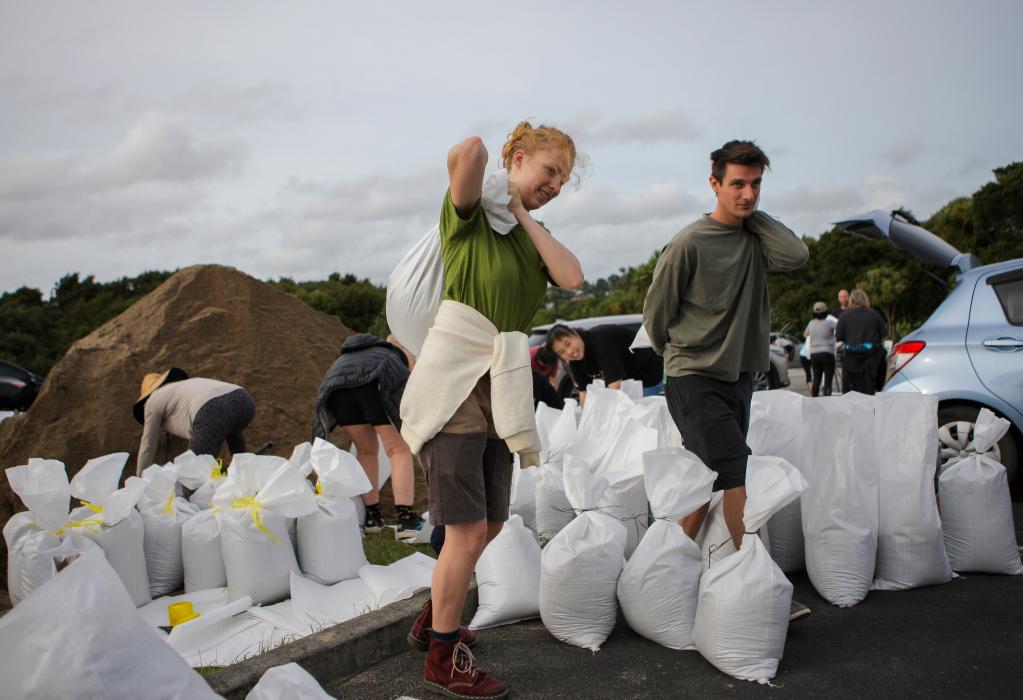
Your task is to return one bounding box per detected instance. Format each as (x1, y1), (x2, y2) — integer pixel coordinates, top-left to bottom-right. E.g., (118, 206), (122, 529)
(986, 269), (1023, 326)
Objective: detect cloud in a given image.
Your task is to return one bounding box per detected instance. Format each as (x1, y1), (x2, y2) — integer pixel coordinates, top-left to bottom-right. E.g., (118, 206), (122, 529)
(544, 181), (703, 229)
(882, 138), (926, 167)
(570, 110), (705, 146)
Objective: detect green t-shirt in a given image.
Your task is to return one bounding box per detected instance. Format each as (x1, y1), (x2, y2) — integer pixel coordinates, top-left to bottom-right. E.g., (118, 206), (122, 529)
(439, 190), (549, 334)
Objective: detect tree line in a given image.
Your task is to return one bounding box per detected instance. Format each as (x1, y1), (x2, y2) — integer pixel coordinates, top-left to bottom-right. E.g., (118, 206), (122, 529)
(3, 163), (1020, 377)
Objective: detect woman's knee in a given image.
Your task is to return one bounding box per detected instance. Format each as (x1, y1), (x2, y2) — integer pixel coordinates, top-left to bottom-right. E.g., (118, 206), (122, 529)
(445, 520), (488, 558)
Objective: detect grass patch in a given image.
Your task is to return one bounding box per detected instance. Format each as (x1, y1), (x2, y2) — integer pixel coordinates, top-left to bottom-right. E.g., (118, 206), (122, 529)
(195, 665), (224, 677)
(363, 528), (436, 565)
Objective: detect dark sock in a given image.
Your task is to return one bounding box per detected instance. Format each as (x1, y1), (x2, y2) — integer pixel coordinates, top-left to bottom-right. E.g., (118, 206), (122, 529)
(396, 505), (414, 518)
(432, 628), (459, 642)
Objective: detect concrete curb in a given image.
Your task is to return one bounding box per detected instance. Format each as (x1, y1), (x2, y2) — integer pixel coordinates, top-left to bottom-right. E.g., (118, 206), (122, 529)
(205, 584), (479, 699)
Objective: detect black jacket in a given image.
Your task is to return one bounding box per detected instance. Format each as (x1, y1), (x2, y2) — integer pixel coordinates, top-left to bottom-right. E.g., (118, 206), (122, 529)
(312, 333), (410, 439)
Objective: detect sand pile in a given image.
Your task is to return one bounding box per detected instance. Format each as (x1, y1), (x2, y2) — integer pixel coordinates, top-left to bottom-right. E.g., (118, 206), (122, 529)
(0, 264), (354, 590)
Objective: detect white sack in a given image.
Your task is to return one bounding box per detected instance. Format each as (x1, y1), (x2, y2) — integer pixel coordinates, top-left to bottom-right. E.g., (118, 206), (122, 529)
(693, 456), (808, 684)
(182, 509), (228, 592)
(69, 504), (151, 607)
(748, 390), (806, 572)
(620, 379), (644, 401)
(534, 462), (574, 535)
(297, 438), (371, 584)
(618, 448), (716, 650)
(546, 398), (579, 465)
(509, 465), (539, 533)
(940, 409), (1023, 574)
(540, 455), (627, 652)
(5, 458), (102, 604)
(140, 464), (198, 596)
(386, 225), (444, 357)
(801, 395), (878, 606)
(246, 663), (333, 700)
(695, 492), (735, 570)
(213, 459), (317, 604)
(471, 514), (542, 629)
(358, 552), (436, 607)
(290, 570), (379, 626)
(592, 420), (657, 558)
(872, 393), (953, 590)
(0, 553), (221, 700)
(631, 397), (683, 449)
(173, 450), (224, 508)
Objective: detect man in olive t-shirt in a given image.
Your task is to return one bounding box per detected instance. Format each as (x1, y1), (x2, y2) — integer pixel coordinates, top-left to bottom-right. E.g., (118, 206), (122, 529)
(642, 140), (808, 569)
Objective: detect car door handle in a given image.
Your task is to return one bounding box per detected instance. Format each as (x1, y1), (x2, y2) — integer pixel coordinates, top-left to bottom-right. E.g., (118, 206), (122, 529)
(982, 337), (1023, 351)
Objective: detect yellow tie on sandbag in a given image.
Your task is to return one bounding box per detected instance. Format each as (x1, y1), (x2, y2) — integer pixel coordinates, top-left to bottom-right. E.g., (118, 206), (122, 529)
(210, 458), (224, 480)
(315, 481), (323, 496)
(54, 518), (103, 536)
(82, 502), (104, 514)
(161, 490), (175, 515)
(231, 496), (281, 545)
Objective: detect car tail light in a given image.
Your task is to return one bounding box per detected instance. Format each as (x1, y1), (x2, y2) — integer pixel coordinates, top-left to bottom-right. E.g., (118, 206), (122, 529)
(888, 340), (926, 378)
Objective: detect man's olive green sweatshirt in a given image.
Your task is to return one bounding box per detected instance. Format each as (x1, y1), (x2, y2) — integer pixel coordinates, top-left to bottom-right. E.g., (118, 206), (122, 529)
(642, 210), (809, 382)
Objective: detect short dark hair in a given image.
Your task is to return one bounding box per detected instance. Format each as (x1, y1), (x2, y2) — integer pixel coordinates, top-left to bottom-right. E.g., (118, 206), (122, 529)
(534, 346), (559, 369)
(710, 140), (770, 183)
(544, 324), (579, 353)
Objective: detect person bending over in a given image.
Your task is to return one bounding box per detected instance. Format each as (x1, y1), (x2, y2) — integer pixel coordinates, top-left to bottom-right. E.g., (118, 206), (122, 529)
(546, 323), (664, 403)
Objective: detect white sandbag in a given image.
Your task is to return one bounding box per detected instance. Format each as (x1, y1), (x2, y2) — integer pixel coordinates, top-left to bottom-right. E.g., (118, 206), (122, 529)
(535, 401), (561, 457)
(693, 456), (808, 684)
(358, 552), (436, 606)
(546, 398), (579, 465)
(748, 390), (806, 572)
(213, 458), (317, 604)
(571, 386), (634, 470)
(471, 514), (542, 629)
(940, 409), (1023, 574)
(0, 553), (221, 700)
(182, 509), (228, 592)
(69, 453), (151, 606)
(386, 225), (443, 356)
(290, 570), (379, 625)
(509, 465), (539, 533)
(140, 464), (199, 596)
(540, 455), (627, 652)
(872, 393), (953, 590)
(297, 438), (371, 584)
(618, 448), (715, 650)
(695, 492), (735, 570)
(5, 458), (102, 604)
(287, 441), (315, 477)
(631, 396), (683, 449)
(246, 662), (333, 700)
(620, 379), (644, 401)
(534, 462), (574, 536)
(592, 420), (657, 558)
(173, 450), (224, 508)
(801, 395), (879, 606)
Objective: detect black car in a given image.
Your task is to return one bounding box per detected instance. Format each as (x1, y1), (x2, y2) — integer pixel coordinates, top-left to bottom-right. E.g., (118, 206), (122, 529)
(0, 359), (44, 411)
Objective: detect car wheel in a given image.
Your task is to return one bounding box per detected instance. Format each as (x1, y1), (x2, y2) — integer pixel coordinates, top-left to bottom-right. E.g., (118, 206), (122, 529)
(751, 370), (771, 392)
(937, 404), (1019, 487)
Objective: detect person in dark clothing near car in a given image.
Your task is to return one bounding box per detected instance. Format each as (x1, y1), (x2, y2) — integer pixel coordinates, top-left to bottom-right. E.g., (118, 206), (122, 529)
(545, 323), (663, 404)
(312, 333), (421, 537)
(530, 345), (564, 409)
(835, 288), (887, 395)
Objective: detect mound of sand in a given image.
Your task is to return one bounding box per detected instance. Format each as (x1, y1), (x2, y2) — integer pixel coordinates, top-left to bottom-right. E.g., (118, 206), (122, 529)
(1, 264), (354, 590)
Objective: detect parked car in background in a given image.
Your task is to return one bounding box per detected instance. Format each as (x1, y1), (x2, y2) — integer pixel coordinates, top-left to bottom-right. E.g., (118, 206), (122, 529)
(529, 314), (790, 397)
(0, 359), (44, 411)
(770, 331), (803, 366)
(835, 210), (1022, 488)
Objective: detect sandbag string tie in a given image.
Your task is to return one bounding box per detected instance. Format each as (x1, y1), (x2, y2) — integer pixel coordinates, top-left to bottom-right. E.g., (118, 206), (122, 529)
(705, 532), (759, 567)
(81, 501), (104, 514)
(231, 496), (281, 545)
(210, 458), (224, 480)
(161, 490), (176, 516)
(54, 518), (104, 537)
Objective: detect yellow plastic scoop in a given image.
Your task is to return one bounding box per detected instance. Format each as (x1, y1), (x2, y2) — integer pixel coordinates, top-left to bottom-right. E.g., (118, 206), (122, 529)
(167, 601), (201, 626)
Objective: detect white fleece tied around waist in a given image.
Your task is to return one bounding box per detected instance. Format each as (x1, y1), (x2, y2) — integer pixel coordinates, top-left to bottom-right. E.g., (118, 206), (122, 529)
(399, 300), (540, 466)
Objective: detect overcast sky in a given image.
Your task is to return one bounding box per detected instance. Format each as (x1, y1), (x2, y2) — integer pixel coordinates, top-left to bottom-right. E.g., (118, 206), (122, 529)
(2, 0), (1021, 295)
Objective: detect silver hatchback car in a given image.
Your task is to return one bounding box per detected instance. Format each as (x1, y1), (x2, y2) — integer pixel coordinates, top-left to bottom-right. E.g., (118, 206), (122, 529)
(836, 211), (1022, 486)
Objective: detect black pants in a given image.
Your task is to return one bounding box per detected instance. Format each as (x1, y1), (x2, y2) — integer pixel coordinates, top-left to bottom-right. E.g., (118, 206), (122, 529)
(665, 373), (752, 492)
(532, 370), (564, 410)
(190, 388), (256, 457)
(843, 351), (885, 395)
(810, 353), (836, 397)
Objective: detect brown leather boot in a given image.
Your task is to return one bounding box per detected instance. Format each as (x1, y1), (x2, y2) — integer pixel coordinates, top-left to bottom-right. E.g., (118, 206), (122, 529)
(423, 637), (506, 699)
(408, 598), (478, 651)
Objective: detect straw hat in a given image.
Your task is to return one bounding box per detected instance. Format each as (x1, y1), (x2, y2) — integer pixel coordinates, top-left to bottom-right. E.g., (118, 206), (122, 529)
(133, 367), (188, 424)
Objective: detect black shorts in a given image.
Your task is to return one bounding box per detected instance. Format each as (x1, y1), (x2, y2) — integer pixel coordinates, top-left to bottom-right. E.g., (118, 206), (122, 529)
(665, 373), (753, 492)
(326, 383), (390, 427)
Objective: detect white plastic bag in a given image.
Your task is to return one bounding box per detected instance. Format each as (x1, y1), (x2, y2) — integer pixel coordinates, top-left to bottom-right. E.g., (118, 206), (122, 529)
(592, 420), (657, 558)
(297, 438), (371, 584)
(872, 393), (953, 590)
(540, 455), (627, 651)
(5, 458), (102, 604)
(693, 456), (808, 684)
(801, 395), (878, 607)
(618, 448), (715, 650)
(139, 464), (198, 596)
(213, 458), (317, 604)
(385, 225), (444, 357)
(0, 553), (221, 699)
(534, 462), (574, 536)
(182, 508), (228, 592)
(748, 390), (806, 572)
(471, 514), (542, 629)
(68, 453), (151, 606)
(174, 450), (224, 508)
(246, 662), (333, 700)
(509, 464), (539, 533)
(940, 408), (1023, 575)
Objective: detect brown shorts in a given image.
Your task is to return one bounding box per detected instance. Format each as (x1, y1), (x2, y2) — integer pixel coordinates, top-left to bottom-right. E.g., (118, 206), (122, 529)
(418, 375), (513, 525)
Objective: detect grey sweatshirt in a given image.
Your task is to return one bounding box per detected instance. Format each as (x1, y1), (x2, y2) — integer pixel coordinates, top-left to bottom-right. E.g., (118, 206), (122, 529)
(642, 210), (809, 381)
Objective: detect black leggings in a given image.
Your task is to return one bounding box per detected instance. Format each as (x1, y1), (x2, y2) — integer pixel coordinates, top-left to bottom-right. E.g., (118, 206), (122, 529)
(810, 353), (835, 397)
(190, 389), (256, 457)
